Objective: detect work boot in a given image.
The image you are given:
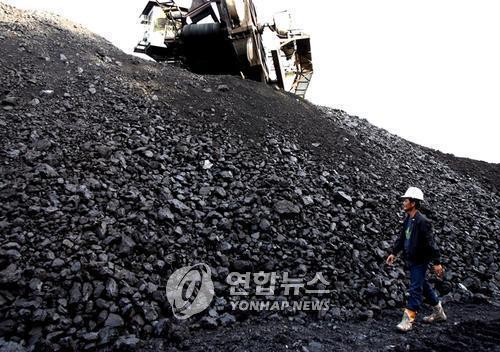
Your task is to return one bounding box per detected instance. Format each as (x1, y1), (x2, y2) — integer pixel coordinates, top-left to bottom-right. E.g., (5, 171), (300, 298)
(423, 301), (447, 323)
(396, 309), (416, 332)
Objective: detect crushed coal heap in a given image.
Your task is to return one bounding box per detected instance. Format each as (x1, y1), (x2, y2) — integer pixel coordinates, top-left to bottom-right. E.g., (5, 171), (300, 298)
(0, 3), (499, 351)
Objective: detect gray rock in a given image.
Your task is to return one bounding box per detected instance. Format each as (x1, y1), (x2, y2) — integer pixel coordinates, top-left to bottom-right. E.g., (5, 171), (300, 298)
(69, 283), (82, 304)
(0, 338), (27, 352)
(104, 313), (124, 328)
(259, 218), (271, 231)
(106, 278), (118, 298)
(114, 335), (141, 351)
(232, 260), (252, 271)
(219, 313), (236, 326)
(119, 234), (136, 254)
(307, 341), (323, 352)
(334, 191), (352, 203)
(29, 278), (43, 291)
(153, 319), (170, 337)
(168, 199), (190, 212)
(52, 258), (65, 268)
(274, 200), (301, 215)
(158, 207), (174, 221)
(35, 163), (58, 177)
(1, 96), (17, 106)
(214, 186), (227, 197)
(177, 235), (190, 244)
(82, 332), (98, 341)
(5, 249), (20, 260)
(219, 241), (232, 251)
(98, 327), (119, 345)
(200, 316), (218, 328)
(143, 303), (158, 322)
(302, 196), (314, 206)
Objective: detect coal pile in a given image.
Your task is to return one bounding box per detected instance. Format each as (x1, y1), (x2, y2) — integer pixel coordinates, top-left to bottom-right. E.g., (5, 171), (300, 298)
(0, 3), (499, 351)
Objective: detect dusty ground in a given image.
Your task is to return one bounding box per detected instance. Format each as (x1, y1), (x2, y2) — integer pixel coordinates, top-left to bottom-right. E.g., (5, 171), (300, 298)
(142, 302), (500, 352)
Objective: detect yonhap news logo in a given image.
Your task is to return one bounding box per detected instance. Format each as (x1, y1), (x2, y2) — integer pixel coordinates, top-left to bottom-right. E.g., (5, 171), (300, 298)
(166, 263), (215, 319)
(166, 263), (332, 320)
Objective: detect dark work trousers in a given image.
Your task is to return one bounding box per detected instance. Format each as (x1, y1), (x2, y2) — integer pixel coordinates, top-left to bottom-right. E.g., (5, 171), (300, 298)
(406, 262), (440, 312)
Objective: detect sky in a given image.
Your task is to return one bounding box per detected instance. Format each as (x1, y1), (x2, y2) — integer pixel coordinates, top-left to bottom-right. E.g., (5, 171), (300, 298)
(3, 0), (499, 163)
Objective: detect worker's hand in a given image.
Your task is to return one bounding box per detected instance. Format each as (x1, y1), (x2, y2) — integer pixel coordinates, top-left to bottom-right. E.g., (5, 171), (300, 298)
(433, 264), (444, 278)
(386, 254), (396, 266)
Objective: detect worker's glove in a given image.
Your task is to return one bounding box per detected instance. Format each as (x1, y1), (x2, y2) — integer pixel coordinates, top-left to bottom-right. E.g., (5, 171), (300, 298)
(433, 264), (444, 279)
(386, 254), (396, 266)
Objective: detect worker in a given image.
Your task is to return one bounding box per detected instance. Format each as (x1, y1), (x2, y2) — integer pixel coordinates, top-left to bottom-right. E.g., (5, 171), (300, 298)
(386, 187), (447, 332)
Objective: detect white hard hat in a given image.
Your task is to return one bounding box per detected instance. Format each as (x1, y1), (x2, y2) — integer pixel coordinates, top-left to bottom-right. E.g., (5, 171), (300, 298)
(401, 187), (424, 201)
